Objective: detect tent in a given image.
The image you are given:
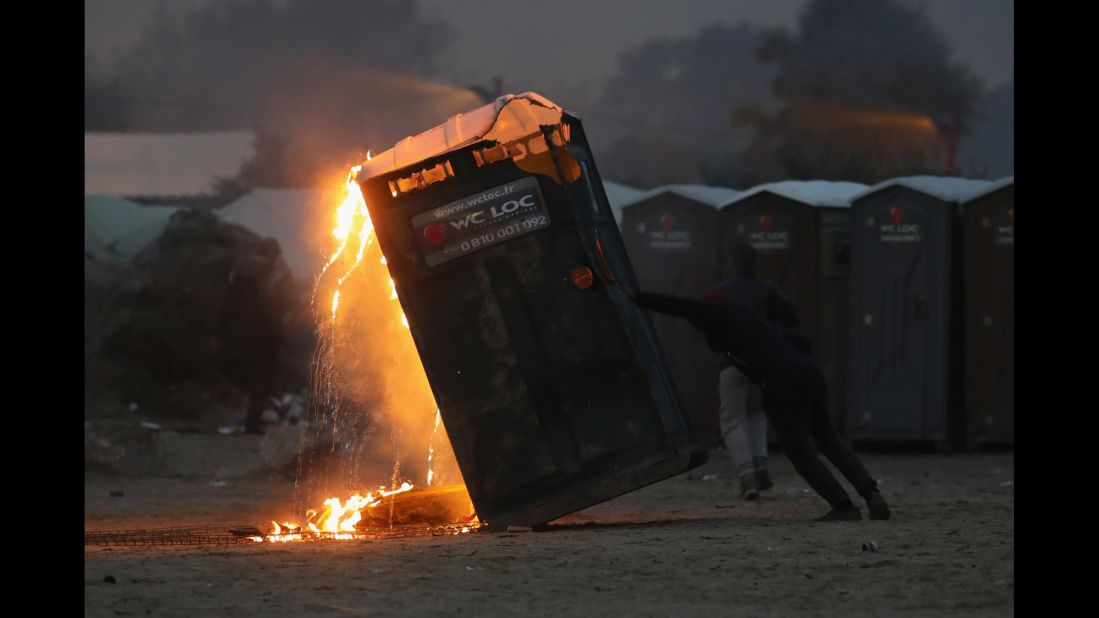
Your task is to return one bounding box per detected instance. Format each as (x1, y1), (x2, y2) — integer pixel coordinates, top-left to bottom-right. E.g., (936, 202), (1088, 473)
(84, 131), (255, 200)
(218, 189), (333, 284)
(85, 195), (179, 261)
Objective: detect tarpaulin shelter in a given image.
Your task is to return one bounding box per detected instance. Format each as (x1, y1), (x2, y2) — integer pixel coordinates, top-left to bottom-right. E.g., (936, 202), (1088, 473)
(218, 189), (331, 286)
(84, 195), (179, 261)
(84, 131), (255, 205)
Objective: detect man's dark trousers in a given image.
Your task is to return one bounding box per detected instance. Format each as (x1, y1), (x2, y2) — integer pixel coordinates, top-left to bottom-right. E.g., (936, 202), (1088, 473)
(764, 372), (877, 508)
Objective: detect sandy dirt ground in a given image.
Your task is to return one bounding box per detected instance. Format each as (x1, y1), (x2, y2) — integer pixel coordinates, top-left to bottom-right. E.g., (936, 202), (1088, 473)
(85, 433), (1013, 617)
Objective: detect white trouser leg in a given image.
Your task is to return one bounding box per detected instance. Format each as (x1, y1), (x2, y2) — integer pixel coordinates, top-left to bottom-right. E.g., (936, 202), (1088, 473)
(718, 366), (756, 479)
(745, 383), (769, 467)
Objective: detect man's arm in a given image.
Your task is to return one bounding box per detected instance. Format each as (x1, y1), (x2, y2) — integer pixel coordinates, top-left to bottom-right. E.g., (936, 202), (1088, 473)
(633, 291), (723, 324)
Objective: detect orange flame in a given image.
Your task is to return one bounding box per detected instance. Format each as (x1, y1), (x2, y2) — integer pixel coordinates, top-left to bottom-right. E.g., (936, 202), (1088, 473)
(254, 162), (474, 543)
(256, 483), (416, 542)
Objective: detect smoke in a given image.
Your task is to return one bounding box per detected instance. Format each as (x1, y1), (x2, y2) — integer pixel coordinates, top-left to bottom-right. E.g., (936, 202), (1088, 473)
(92, 0), (478, 186)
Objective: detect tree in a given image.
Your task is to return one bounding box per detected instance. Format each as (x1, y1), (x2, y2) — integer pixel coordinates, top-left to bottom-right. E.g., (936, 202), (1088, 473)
(592, 24), (777, 189)
(738, 0), (984, 183)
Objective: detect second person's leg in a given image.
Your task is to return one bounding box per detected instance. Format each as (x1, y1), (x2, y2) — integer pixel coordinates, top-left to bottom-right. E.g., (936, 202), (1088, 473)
(718, 366), (760, 499)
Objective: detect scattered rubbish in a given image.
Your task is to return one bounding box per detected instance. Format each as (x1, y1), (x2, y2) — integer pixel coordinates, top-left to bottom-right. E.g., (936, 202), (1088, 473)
(109, 490), (124, 498)
(464, 566), (483, 571)
(217, 426), (240, 435)
(103, 576), (116, 584)
(208, 480), (228, 487)
(128, 402), (139, 413)
(261, 409), (280, 425)
(701, 473), (719, 481)
(506, 525), (532, 533)
(836, 588), (850, 595)
(140, 421), (162, 431)
(861, 540), (879, 552)
(85, 420), (167, 475)
(999, 480), (1013, 487)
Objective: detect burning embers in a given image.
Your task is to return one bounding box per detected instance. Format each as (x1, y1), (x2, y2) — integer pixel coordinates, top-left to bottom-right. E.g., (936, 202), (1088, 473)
(248, 483), (480, 543)
(250, 482), (415, 542)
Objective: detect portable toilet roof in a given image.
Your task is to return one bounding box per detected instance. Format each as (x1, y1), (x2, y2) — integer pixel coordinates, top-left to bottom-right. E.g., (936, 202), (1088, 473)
(630, 184), (741, 208)
(960, 176), (1015, 205)
(852, 176), (993, 204)
(721, 180), (867, 208)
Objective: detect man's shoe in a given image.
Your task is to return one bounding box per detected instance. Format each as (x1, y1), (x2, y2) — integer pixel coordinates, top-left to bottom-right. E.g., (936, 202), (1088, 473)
(815, 506), (862, 521)
(755, 469), (774, 491)
(866, 492), (891, 520)
(739, 476), (760, 501)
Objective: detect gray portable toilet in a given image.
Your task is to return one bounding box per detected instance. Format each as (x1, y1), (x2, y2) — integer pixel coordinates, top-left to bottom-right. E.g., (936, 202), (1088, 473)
(716, 181), (867, 433)
(847, 177), (991, 445)
(621, 185), (740, 446)
(962, 177), (1014, 447)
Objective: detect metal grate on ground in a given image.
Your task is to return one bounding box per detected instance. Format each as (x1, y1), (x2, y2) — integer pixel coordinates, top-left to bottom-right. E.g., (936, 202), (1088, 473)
(84, 521), (482, 547)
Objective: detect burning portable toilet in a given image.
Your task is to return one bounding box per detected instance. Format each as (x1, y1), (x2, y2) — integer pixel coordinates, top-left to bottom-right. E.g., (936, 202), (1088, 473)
(620, 185), (741, 446)
(961, 177), (1014, 447)
(715, 181), (867, 433)
(355, 93), (707, 529)
(846, 176), (991, 446)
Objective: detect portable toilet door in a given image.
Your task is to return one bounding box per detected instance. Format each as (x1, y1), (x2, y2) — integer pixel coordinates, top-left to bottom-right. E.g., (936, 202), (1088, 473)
(716, 181), (864, 433)
(621, 188), (726, 446)
(962, 178), (1014, 447)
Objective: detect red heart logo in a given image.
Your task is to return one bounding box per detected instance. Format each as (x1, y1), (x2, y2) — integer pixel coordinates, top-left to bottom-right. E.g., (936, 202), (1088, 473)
(890, 207), (904, 225)
(423, 223), (446, 245)
(1008, 208), (1014, 225)
(660, 214), (674, 231)
(759, 215), (773, 232)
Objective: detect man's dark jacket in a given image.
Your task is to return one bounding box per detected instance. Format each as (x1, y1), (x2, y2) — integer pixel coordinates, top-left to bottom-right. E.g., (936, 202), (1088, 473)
(706, 276), (799, 330)
(634, 291), (824, 399)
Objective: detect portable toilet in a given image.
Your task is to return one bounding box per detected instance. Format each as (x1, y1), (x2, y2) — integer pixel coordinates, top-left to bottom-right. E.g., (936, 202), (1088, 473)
(846, 176), (991, 445)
